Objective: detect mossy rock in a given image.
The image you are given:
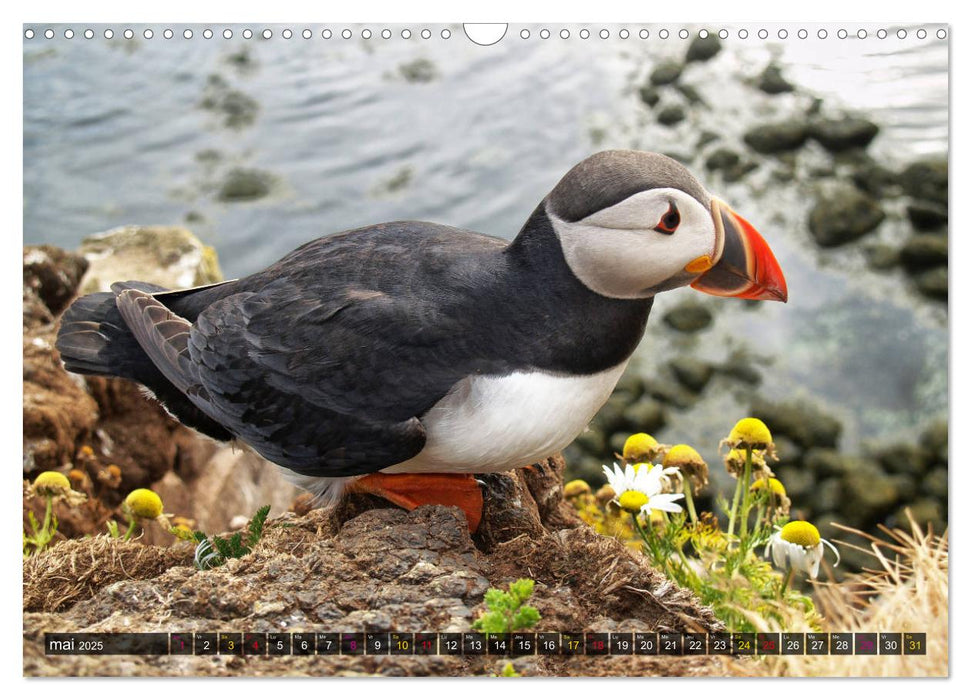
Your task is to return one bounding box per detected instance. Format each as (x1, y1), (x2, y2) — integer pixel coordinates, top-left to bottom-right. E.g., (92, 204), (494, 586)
(808, 186), (885, 247)
(668, 357), (714, 393)
(802, 448), (850, 477)
(705, 148), (740, 172)
(899, 157), (948, 205)
(743, 121), (808, 154)
(662, 301), (713, 333)
(217, 168), (275, 202)
(621, 398), (668, 434)
(650, 60), (683, 86)
(79, 226), (224, 294)
(638, 85), (661, 108)
(921, 420), (948, 463)
(749, 399), (843, 450)
(842, 466), (900, 522)
(920, 467), (948, 501)
(685, 33), (721, 62)
(899, 235), (948, 271)
(758, 64), (794, 94)
(913, 267), (948, 302)
(657, 105), (686, 126)
(808, 117), (880, 153)
(871, 442), (933, 477)
(906, 201), (948, 231)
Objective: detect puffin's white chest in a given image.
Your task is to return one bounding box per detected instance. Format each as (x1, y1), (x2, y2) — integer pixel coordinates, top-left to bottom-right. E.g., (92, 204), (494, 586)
(383, 361), (629, 474)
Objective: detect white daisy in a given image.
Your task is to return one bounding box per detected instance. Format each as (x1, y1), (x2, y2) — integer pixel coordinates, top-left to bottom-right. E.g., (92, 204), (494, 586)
(764, 520), (840, 578)
(601, 463), (684, 515)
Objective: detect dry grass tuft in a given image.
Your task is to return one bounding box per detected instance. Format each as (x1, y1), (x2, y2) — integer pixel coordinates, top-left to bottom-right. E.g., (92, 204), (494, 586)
(23, 534), (194, 612)
(732, 511), (948, 677)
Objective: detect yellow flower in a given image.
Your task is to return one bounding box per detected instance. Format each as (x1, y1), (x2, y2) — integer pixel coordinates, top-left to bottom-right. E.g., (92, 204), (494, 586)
(727, 417), (773, 449)
(564, 480), (592, 498)
(618, 490), (649, 513)
(663, 444), (709, 493)
(750, 477), (787, 497)
(765, 521), (840, 578)
(33, 471), (71, 497)
(125, 488), (164, 519)
(623, 433), (662, 463)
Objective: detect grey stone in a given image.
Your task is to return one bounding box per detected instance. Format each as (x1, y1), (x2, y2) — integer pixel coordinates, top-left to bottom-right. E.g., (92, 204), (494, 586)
(668, 357), (714, 393)
(872, 443), (933, 477)
(685, 33), (721, 62)
(921, 468), (948, 500)
(743, 121), (808, 154)
(899, 234), (948, 271)
(899, 157), (948, 205)
(217, 168), (275, 202)
(914, 267), (948, 301)
(650, 60), (683, 85)
(657, 105), (686, 126)
(662, 301), (713, 333)
(621, 398), (668, 434)
(906, 201), (948, 231)
(758, 64), (794, 94)
(808, 187), (885, 247)
(865, 244), (899, 271)
(921, 420), (948, 463)
(749, 399), (843, 449)
(638, 85), (661, 108)
(705, 148), (740, 172)
(808, 117), (880, 152)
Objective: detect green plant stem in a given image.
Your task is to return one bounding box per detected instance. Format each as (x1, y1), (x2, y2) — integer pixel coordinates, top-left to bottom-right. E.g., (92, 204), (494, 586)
(739, 447), (754, 538)
(42, 496), (54, 539)
(123, 517), (138, 542)
(682, 484), (698, 525)
(780, 567), (795, 596)
(632, 513), (663, 570)
(727, 476), (744, 537)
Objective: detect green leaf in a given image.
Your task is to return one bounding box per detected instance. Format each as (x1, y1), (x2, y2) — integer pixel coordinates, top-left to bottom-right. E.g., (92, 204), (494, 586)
(510, 605), (540, 631)
(246, 505), (271, 549)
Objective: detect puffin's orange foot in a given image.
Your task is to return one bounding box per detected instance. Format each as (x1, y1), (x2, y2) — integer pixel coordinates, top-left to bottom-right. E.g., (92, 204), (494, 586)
(347, 473), (484, 532)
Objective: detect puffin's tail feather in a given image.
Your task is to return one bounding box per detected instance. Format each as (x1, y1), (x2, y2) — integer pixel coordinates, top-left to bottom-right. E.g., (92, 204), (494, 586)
(55, 281), (168, 380)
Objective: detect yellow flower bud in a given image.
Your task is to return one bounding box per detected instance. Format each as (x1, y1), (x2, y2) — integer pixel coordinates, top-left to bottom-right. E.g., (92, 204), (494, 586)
(727, 418), (773, 449)
(564, 479), (592, 498)
(125, 488), (163, 519)
(750, 477), (787, 497)
(33, 471), (71, 497)
(623, 433), (660, 462)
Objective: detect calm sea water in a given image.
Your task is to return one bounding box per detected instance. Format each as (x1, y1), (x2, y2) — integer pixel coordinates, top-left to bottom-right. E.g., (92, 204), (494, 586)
(23, 23), (948, 459)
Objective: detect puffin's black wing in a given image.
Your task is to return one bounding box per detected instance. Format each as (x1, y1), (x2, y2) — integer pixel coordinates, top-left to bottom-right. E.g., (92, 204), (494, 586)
(115, 279), (443, 477)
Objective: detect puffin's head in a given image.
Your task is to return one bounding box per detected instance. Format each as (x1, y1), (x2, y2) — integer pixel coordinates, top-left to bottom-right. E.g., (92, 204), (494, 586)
(545, 150), (788, 302)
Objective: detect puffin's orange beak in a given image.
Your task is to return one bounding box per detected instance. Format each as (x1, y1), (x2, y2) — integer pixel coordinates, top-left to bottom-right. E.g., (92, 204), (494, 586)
(689, 199), (788, 302)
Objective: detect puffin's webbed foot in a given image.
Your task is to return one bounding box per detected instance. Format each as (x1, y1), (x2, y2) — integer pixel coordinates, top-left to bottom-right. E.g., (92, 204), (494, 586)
(346, 472), (484, 532)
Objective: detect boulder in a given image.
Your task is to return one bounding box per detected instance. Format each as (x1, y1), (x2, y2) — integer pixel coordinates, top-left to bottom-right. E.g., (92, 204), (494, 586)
(685, 33), (721, 62)
(78, 226), (222, 294)
(749, 398), (842, 450)
(808, 186), (885, 247)
(899, 235), (948, 271)
(758, 64), (794, 94)
(899, 157), (948, 205)
(662, 301), (713, 333)
(906, 201), (948, 231)
(650, 60), (683, 86)
(743, 121), (808, 154)
(808, 117), (880, 152)
(705, 148), (740, 172)
(217, 168), (275, 202)
(657, 105), (686, 126)
(638, 85), (661, 108)
(668, 357), (714, 393)
(913, 267), (948, 301)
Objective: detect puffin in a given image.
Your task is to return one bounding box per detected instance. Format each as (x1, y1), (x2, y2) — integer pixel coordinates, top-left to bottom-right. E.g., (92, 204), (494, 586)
(56, 150), (787, 531)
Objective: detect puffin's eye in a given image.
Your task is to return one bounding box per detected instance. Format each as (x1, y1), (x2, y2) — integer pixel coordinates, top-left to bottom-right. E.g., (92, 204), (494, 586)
(654, 202), (680, 234)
